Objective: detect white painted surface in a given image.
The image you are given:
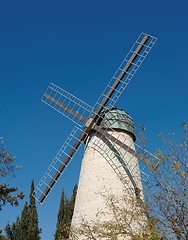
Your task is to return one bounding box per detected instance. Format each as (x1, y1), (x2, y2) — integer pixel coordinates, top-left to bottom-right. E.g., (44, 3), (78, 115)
(71, 130), (144, 239)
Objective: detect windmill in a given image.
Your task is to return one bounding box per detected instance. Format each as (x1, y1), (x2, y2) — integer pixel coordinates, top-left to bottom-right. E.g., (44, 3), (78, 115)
(33, 33), (158, 236)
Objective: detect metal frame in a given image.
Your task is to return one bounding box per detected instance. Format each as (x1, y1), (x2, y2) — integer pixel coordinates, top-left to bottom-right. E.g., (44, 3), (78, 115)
(33, 33), (158, 203)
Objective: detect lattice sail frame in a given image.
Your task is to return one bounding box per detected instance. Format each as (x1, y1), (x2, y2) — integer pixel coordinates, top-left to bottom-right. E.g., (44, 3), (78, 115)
(93, 33), (157, 111)
(33, 33), (158, 203)
(41, 33), (157, 127)
(34, 127), (87, 203)
(42, 83), (92, 128)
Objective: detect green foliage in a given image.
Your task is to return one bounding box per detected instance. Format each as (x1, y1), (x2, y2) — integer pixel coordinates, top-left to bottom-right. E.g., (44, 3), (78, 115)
(70, 191), (161, 240)
(54, 188), (66, 240)
(5, 217), (22, 240)
(0, 138), (24, 210)
(70, 124), (188, 240)
(27, 180), (41, 239)
(0, 183), (24, 210)
(5, 180), (41, 240)
(144, 124), (188, 239)
(0, 227), (7, 240)
(0, 236), (6, 240)
(0, 143), (17, 178)
(54, 185), (77, 240)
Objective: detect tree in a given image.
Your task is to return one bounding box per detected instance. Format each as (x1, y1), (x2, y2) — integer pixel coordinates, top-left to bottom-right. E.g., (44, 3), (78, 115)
(5, 180), (41, 240)
(55, 188), (66, 240)
(69, 124), (188, 240)
(69, 185), (77, 220)
(55, 185), (77, 240)
(70, 191), (161, 240)
(5, 217), (22, 240)
(0, 138), (24, 210)
(0, 227), (7, 240)
(27, 180), (41, 239)
(63, 185), (77, 236)
(145, 123), (188, 239)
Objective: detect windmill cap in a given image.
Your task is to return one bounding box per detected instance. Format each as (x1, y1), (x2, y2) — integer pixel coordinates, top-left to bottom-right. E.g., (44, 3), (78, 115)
(98, 106), (136, 142)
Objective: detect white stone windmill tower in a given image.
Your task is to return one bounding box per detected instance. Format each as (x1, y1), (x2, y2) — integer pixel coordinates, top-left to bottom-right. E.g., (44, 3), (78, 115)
(33, 33), (158, 238)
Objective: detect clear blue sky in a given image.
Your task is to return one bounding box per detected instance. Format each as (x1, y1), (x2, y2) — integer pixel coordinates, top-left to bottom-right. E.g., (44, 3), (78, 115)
(0, 1), (188, 239)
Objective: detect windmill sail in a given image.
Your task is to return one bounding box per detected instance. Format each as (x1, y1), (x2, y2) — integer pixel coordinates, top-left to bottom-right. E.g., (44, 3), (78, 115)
(42, 83), (93, 128)
(33, 126), (88, 203)
(34, 32), (157, 204)
(93, 33), (157, 113)
(42, 33), (157, 132)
